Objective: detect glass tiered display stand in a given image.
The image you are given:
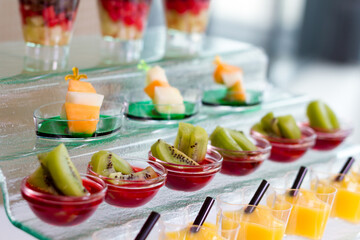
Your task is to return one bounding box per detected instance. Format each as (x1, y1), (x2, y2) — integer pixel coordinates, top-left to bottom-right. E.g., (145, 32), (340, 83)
(1, 28), (359, 240)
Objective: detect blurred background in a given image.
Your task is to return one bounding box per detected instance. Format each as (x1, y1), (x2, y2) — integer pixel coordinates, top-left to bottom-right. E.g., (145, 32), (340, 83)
(0, 0), (360, 239)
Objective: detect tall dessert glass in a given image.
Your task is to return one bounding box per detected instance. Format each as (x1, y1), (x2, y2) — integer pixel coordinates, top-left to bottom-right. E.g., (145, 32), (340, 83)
(18, 0), (80, 71)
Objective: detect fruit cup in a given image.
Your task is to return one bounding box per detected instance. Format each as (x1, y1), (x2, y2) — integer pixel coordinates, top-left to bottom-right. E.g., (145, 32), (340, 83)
(34, 101), (123, 142)
(210, 137), (271, 176)
(301, 122), (353, 151)
(97, 0), (152, 63)
(251, 125), (316, 163)
(163, 0), (211, 56)
(21, 174), (107, 226)
(123, 88), (201, 121)
(87, 159), (167, 208)
(217, 188), (292, 240)
(148, 148), (222, 192)
(18, 0), (80, 71)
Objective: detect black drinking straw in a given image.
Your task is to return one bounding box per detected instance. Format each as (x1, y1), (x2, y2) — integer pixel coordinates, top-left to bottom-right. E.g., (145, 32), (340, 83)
(288, 166), (308, 197)
(335, 157), (355, 182)
(244, 179), (270, 214)
(190, 196), (215, 233)
(134, 211), (160, 240)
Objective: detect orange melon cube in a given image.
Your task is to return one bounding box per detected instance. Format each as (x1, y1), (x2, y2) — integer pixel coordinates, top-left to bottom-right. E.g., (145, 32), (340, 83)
(65, 103), (100, 134)
(68, 80), (96, 93)
(226, 81), (246, 102)
(213, 56), (242, 84)
(144, 80), (170, 99)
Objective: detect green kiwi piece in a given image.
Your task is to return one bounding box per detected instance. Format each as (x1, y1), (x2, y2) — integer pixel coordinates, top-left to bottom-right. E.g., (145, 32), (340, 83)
(307, 100), (339, 130)
(27, 166), (60, 195)
(251, 123), (268, 136)
(174, 122), (194, 153)
(270, 118), (282, 137)
(91, 151), (134, 176)
(325, 104), (340, 129)
(186, 126), (209, 162)
(228, 129), (257, 151)
(151, 139), (199, 165)
(277, 115), (301, 139)
(261, 112), (275, 132)
(210, 126), (242, 151)
(44, 144), (87, 197)
(108, 166), (158, 183)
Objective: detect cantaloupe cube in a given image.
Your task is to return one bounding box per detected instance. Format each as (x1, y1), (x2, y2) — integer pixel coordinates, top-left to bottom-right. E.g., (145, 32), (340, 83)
(68, 80), (96, 93)
(226, 81), (246, 102)
(65, 103), (100, 134)
(144, 80), (170, 99)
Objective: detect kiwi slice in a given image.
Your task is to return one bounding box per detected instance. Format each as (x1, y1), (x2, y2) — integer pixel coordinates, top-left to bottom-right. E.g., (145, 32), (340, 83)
(269, 118), (282, 137)
(325, 104), (340, 129)
(307, 100), (339, 130)
(43, 144), (87, 197)
(109, 166), (158, 182)
(210, 126), (242, 151)
(151, 139), (198, 165)
(251, 123), (268, 136)
(277, 115), (301, 139)
(27, 166), (60, 195)
(186, 126), (209, 162)
(228, 129), (257, 151)
(260, 112), (282, 137)
(91, 151), (133, 176)
(174, 122), (194, 153)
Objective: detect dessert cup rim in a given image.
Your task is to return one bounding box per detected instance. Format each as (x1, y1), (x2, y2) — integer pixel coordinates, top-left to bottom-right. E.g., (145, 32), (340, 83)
(33, 101), (124, 121)
(148, 148), (222, 174)
(21, 173), (107, 205)
(250, 125), (316, 148)
(301, 121), (353, 139)
(87, 158), (167, 189)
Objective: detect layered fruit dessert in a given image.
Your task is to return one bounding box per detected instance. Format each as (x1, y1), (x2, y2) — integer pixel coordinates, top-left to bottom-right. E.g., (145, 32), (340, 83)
(251, 112), (316, 162)
(19, 0), (79, 46)
(62, 67), (104, 136)
(149, 122), (222, 191)
(88, 150), (166, 207)
(97, 0), (151, 40)
(21, 144), (106, 226)
(210, 126), (270, 176)
(144, 65), (185, 114)
(164, 0), (210, 34)
(306, 100), (352, 150)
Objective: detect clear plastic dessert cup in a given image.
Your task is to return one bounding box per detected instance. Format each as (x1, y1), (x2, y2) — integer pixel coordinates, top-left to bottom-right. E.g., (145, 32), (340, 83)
(123, 88), (201, 122)
(301, 122), (353, 151)
(34, 101), (123, 142)
(217, 188), (292, 240)
(18, 0), (80, 71)
(92, 217), (165, 240)
(250, 125), (316, 163)
(87, 159), (167, 208)
(163, 0), (211, 56)
(97, 0), (152, 63)
(148, 147), (222, 192)
(161, 202), (240, 240)
(211, 137), (271, 176)
(21, 174), (107, 226)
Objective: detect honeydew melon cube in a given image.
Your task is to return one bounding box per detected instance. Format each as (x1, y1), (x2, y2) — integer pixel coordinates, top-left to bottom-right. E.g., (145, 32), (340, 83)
(221, 71), (244, 88)
(153, 86), (185, 114)
(146, 66), (168, 85)
(66, 92), (104, 107)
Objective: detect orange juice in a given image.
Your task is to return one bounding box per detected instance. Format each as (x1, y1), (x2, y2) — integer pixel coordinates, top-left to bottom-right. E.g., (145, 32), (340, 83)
(222, 205), (286, 240)
(166, 222), (225, 240)
(284, 189), (331, 240)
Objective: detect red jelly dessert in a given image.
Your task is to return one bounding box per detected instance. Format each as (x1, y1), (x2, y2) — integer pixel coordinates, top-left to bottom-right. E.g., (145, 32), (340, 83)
(87, 159), (167, 208)
(301, 122), (353, 151)
(18, 0), (80, 46)
(98, 0), (152, 40)
(148, 149), (222, 192)
(251, 126), (316, 163)
(21, 174), (106, 226)
(211, 137), (271, 176)
(164, 0), (211, 33)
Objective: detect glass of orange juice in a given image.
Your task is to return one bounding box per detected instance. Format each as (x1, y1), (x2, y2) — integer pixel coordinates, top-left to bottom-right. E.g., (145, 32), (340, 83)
(217, 188), (292, 240)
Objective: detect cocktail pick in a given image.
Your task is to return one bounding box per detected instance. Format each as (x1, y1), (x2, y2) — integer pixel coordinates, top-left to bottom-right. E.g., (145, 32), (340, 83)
(244, 179), (270, 214)
(288, 166), (308, 197)
(335, 157), (355, 182)
(134, 211), (160, 240)
(190, 196), (215, 233)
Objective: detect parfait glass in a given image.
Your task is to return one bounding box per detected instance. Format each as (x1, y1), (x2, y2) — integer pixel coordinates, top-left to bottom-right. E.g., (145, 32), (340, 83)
(18, 0), (80, 71)
(97, 0), (152, 64)
(163, 0), (211, 56)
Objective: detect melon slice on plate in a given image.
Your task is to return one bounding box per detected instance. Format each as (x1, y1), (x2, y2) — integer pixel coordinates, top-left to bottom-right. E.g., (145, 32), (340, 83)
(66, 92), (104, 107)
(153, 86), (185, 114)
(146, 66), (168, 85)
(144, 80), (170, 99)
(68, 80), (96, 93)
(65, 103), (100, 135)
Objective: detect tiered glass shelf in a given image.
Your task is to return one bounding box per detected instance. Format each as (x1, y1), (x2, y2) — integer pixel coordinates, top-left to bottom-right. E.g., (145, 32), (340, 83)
(0, 30), (359, 239)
